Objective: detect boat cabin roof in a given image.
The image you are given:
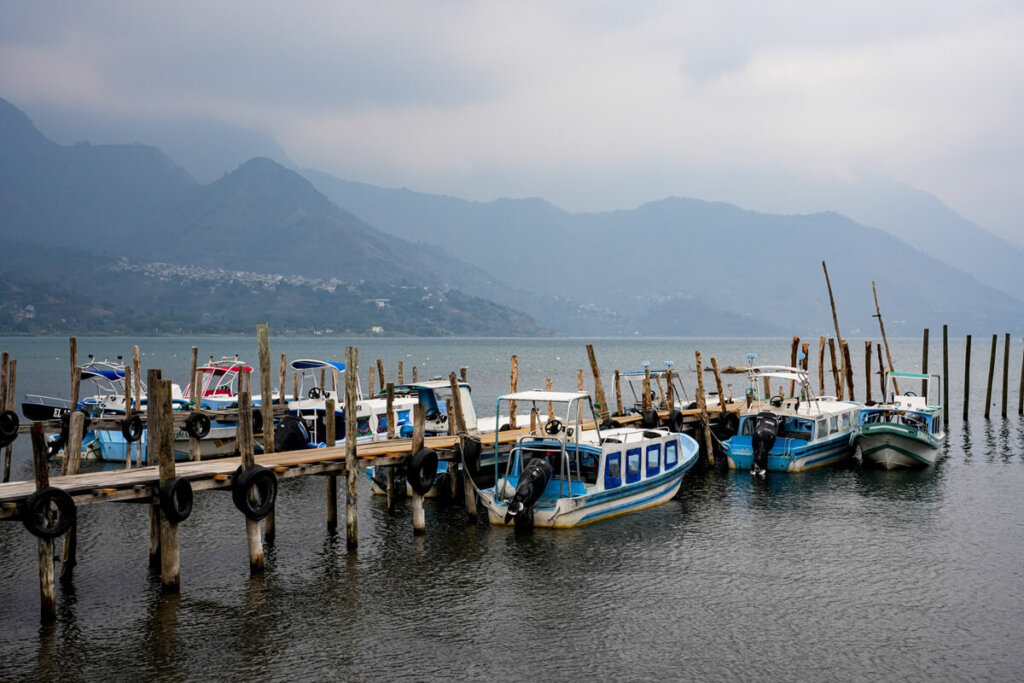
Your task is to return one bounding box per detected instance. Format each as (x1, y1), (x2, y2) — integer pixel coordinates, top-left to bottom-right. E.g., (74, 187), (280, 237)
(500, 390), (588, 403)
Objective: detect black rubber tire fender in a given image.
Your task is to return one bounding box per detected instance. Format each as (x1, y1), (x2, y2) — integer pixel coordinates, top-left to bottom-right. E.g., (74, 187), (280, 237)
(120, 412), (144, 442)
(20, 487), (76, 539)
(719, 412), (740, 438)
(600, 418), (623, 430)
(460, 437), (482, 477)
(0, 409), (19, 442)
(232, 465), (277, 521)
(252, 409), (264, 436)
(407, 447), (438, 496)
(667, 410), (685, 433)
(159, 476), (194, 523)
(184, 412), (211, 439)
(641, 409), (659, 429)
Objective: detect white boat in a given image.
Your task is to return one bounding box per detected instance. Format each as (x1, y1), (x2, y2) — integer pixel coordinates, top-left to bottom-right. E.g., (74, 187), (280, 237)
(720, 365), (859, 474)
(474, 390), (700, 528)
(858, 371), (945, 469)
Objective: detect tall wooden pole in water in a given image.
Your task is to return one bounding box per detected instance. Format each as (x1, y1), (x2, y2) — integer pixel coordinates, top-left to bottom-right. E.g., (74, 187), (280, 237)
(1019, 340), (1024, 416)
(509, 356), (519, 430)
(154, 378), (180, 590)
(711, 359), (727, 414)
(188, 346), (201, 462)
(822, 261), (846, 395)
(59, 408), (84, 583)
(237, 371), (264, 574)
(963, 335), (972, 421)
(1001, 332), (1010, 418)
(817, 336), (826, 395)
(256, 323), (275, 543)
(410, 404), (426, 536)
(842, 341), (856, 401)
(694, 351), (714, 466)
(872, 281), (899, 395)
(133, 346), (142, 467)
(147, 370), (162, 568)
(345, 346), (359, 549)
(864, 341), (873, 404)
(325, 398), (337, 531)
(448, 371), (476, 521)
(984, 334), (997, 419)
(921, 328), (930, 396)
(30, 423), (56, 624)
(943, 325), (950, 423)
(0, 352), (9, 481)
(586, 344), (609, 421)
(877, 345), (885, 397)
(789, 336), (799, 396)
(828, 339), (841, 399)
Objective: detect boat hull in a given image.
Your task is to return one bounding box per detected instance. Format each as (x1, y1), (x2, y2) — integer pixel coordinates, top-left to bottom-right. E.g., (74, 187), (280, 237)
(858, 423), (942, 469)
(723, 433), (855, 472)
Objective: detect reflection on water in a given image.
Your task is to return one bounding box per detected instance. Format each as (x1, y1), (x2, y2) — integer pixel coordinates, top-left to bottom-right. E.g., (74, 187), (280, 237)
(2, 336), (1024, 679)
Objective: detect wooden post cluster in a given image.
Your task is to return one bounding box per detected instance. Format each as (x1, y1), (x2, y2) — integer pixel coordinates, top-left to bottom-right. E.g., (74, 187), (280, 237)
(693, 351), (714, 466)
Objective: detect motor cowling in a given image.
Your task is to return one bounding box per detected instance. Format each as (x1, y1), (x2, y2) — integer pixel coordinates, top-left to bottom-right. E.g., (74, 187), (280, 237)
(274, 415), (310, 452)
(752, 412), (781, 475)
(504, 456), (554, 525)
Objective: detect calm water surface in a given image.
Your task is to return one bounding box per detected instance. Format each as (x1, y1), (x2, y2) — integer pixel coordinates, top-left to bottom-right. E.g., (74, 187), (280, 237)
(1, 336), (1023, 681)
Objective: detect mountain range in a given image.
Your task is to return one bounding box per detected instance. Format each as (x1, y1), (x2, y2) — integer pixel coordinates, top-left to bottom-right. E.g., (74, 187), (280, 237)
(2, 95), (1021, 338)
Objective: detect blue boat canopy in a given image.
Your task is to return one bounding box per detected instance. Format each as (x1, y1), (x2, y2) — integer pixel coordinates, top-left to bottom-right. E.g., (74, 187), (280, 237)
(290, 359), (346, 372)
(81, 368), (125, 381)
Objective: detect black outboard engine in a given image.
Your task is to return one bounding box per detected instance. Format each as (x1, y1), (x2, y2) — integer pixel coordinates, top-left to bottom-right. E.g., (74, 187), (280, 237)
(751, 411), (781, 476)
(504, 456), (554, 526)
(274, 415), (311, 452)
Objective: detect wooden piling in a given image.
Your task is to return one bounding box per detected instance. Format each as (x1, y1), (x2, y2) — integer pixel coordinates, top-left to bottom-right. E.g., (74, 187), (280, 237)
(964, 335), (972, 421)
(325, 398), (337, 532)
(1002, 332), (1010, 418)
(984, 334), (997, 419)
(30, 423), (57, 624)
(133, 346), (142, 467)
(614, 371), (622, 416)
(153, 378), (180, 590)
(943, 325), (950, 423)
(828, 339), (841, 398)
(711, 358), (727, 414)
(412, 366), (418, 383)
(345, 346), (359, 549)
(789, 336), (799, 396)
(411, 404), (426, 536)
(864, 341), (872, 404)
(0, 352), (7, 425)
(801, 342), (809, 372)
(872, 281), (899, 395)
(822, 261), (847, 395)
(577, 369), (584, 392)
(256, 324), (276, 543)
(188, 347), (201, 462)
(665, 368), (675, 409)
(374, 359), (384, 394)
(448, 372), (476, 520)
(509, 356), (519, 430)
(59, 410), (85, 583)
(586, 344), (610, 421)
(147, 369), (162, 568)
(1, 352), (9, 482)
(842, 340), (856, 401)
(69, 336), (78, 407)
(61, 367), (82, 477)
(546, 378), (555, 420)
(817, 336), (826, 394)
(693, 352), (714, 466)
(368, 368), (375, 399)
(397, 361), (404, 385)
(460, 366), (468, 383)
(642, 368), (652, 413)
(921, 328), (930, 396)
(279, 353), (287, 406)
(386, 383), (396, 439)
(877, 344), (885, 397)
(1019, 340), (1024, 416)
(237, 373), (264, 573)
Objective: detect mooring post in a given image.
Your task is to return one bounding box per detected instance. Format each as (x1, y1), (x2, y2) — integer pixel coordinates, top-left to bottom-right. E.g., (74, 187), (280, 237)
(385, 383), (397, 512)
(694, 351), (714, 466)
(985, 334), (997, 419)
(188, 346), (201, 462)
(30, 423), (57, 624)
(655, 374), (667, 409)
(1019, 339), (1024, 416)
(876, 344), (885, 397)
(460, 366), (468, 383)
(943, 325), (949, 423)
(367, 368), (375, 400)
(613, 371), (622, 416)
(411, 404), (426, 536)
(386, 383), (395, 439)
(237, 372), (264, 573)
(376, 358), (385, 394)
(711, 358), (727, 414)
(817, 336), (826, 395)
(124, 365), (134, 467)
(1002, 332), (1010, 418)
(396, 361), (404, 385)
(586, 344), (609, 421)
(864, 341), (873, 404)
(345, 346), (359, 549)
(69, 336), (78, 406)
(921, 328), (930, 396)
(59, 409), (85, 583)
(412, 365), (418, 382)
(279, 353), (287, 407)
(0, 353), (11, 482)
(822, 261), (846, 394)
(828, 339), (841, 399)
(642, 368), (652, 413)
(133, 346), (142, 467)
(964, 335), (972, 421)
(447, 371), (475, 520)
(665, 368), (675, 409)
(61, 367), (82, 477)
(789, 336), (799, 396)
(546, 378), (555, 420)
(577, 369), (584, 392)
(147, 369), (162, 568)
(509, 356), (519, 429)
(447, 399), (458, 497)
(152, 378), (180, 590)
(325, 398), (337, 532)
(256, 323), (276, 543)
(842, 341), (856, 401)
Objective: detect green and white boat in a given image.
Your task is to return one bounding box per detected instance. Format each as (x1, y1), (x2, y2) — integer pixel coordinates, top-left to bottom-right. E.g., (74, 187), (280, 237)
(857, 371), (945, 469)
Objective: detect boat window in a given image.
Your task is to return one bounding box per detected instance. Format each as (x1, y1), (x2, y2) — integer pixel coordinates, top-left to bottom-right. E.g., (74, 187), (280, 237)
(817, 419), (826, 436)
(646, 444), (661, 477)
(626, 448), (641, 484)
(780, 417), (813, 441)
(376, 413), (388, 434)
(933, 416), (942, 434)
(605, 453), (622, 489)
(356, 416), (372, 437)
(741, 418), (754, 436)
(665, 440), (678, 468)
(829, 416), (838, 434)
(578, 451), (600, 484)
(842, 413), (851, 430)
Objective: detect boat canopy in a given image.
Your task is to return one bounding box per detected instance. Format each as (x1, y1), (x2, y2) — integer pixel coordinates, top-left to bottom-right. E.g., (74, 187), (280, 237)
(81, 368), (125, 381)
(499, 390), (588, 403)
(890, 371), (928, 380)
(290, 359), (346, 372)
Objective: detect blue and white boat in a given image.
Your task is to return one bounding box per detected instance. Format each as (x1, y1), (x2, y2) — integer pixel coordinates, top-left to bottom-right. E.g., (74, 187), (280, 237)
(720, 365), (859, 474)
(858, 371), (945, 469)
(474, 390), (700, 528)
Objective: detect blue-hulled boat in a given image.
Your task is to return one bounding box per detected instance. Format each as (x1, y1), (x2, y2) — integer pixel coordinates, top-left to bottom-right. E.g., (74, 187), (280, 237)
(474, 390), (700, 528)
(720, 365), (859, 474)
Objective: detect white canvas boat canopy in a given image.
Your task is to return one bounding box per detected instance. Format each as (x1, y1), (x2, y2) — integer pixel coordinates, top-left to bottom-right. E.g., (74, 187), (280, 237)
(499, 390), (589, 403)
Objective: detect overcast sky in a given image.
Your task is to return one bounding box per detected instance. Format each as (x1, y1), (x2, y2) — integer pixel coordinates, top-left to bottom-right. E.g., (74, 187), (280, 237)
(2, 1), (1022, 239)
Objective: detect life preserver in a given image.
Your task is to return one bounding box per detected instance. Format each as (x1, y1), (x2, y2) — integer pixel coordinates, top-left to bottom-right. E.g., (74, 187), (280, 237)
(231, 465), (277, 520)
(0, 409), (19, 444)
(121, 412), (144, 442)
(184, 412), (211, 439)
(159, 476), (193, 523)
(20, 487), (76, 539)
(407, 447), (438, 495)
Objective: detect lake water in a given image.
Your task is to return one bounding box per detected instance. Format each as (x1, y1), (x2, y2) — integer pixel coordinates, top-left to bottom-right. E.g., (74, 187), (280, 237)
(1, 335), (1023, 681)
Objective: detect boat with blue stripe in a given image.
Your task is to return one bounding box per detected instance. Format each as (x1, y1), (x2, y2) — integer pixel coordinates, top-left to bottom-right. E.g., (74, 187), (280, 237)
(474, 390), (700, 528)
(858, 371), (945, 469)
(720, 365), (859, 474)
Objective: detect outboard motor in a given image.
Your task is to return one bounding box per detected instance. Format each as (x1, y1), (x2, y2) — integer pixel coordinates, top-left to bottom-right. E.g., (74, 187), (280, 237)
(751, 411), (781, 476)
(274, 415), (311, 452)
(504, 456), (554, 526)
